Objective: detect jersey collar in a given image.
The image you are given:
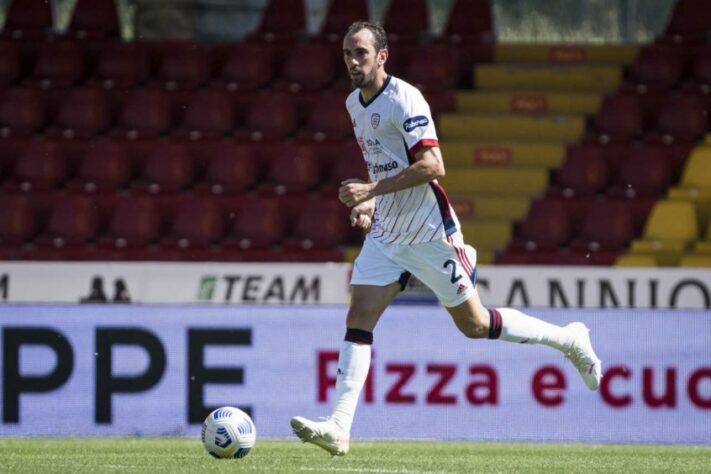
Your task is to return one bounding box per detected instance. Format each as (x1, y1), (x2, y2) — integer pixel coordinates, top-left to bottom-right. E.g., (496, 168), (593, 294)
(359, 74), (392, 108)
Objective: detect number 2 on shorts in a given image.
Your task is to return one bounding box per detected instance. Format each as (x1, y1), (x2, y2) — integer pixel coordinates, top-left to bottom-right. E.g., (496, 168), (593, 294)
(443, 259), (462, 284)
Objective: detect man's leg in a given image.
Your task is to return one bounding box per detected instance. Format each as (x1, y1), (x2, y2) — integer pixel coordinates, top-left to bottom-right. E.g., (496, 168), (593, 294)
(291, 282), (401, 456)
(446, 287), (602, 390)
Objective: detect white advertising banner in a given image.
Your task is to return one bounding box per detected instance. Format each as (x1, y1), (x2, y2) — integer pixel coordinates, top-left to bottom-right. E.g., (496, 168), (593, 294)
(0, 262), (350, 304)
(0, 305), (709, 444)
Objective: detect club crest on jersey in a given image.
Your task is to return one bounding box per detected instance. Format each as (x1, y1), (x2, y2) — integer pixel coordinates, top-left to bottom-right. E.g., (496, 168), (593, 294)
(371, 113), (380, 129)
(403, 115), (429, 132)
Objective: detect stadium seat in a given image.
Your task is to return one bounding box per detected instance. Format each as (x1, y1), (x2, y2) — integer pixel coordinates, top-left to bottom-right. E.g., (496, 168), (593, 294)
(6, 140), (67, 192)
(0, 87), (44, 138)
(224, 196), (287, 250)
(133, 140), (194, 194)
(444, 0), (493, 40)
(260, 143), (323, 194)
(667, 146), (711, 230)
(665, 0), (711, 42)
(194, 141), (260, 195)
(547, 145), (610, 198)
(66, 0), (120, 40)
(89, 42), (150, 89)
(693, 221), (711, 255)
(25, 41), (85, 89)
(287, 198), (348, 250)
(210, 42), (276, 92)
(509, 198), (573, 251)
(630, 199), (699, 265)
(622, 45), (682, 94)
(682, 47), (711, 95)
(318, 0), (369, 42)
(614, 253), (657, 267)
(0, 194), (37, 246)
(101, 196), (162, 248)
(568, 199), (635, 264)
(322, 142), (369, 191)
(278, 42), (336, 92)
(163, 198), (225, 248)
(239, 91), (297, 141)
(0, 41), (21, 86)
(404, 43), (458, 91)
(1, 0), (53, 39)
(173, 89), (234, 141)
(248, 0), (306, 48)
(151, 41), (209, 91)
(66, 139), (131, 193)
(44, 88), (110, 139)
(382, 0), (429, 42)
(587, 94), (643, 143)
(607, 145), (672, 198)
(112, 88), (172, 140)
(646, 95), (708, 144)
(35, 196), (100, 247)
(298, 91), (353, 142)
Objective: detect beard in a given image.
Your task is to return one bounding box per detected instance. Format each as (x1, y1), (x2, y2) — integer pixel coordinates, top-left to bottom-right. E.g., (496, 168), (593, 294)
(350, 66), (378, 89)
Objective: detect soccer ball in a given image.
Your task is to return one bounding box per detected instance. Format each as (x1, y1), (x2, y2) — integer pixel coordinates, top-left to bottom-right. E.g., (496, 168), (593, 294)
(201, 406), (256, 459)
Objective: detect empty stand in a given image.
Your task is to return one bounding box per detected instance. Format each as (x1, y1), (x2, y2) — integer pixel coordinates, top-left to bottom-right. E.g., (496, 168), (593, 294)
(322, 142), (369, 191)
(0, 194), (37, 246)
(319, 0), (369, 41)
(211, 42), (276, 92)
(630, 199), (699, 266)
(588, 94), (643, 143)
(239, 91), (297, 141)
(151, 41), (209, 91)
(35, 196), (100, 247)
(288, 198), (348, 250)
(568, 199), (635, 264)
(548, 145), (610, 198)
(668, 146), (711, 231)
(7, 140), (67, 192)
(260, 143), (322, 194)
(622, 44), (682, 94)
(101, 197), (162, 248)
(298, 91), (353, 142)
(279, 42), (336, 92)
(382, 0), (429, 42)
(510, 198), (573, 251)
(665, 0), (711, 42)
(405, 43), (458, 91)
(66, 0), (120, 40)
(607, 145), (673, 198)
(67, 139), (132, 193)
(248, 0), (306, 45)
(163, 199), (225, 248)
(194, 141), (260, 194)
(45, 88), (110, 139)
(647, 94), (708, 144)
(173, 89), (234, 140)
(26, 41), (85, 89)
(0, 41), (21, 86)
(224, 196), (287, 249)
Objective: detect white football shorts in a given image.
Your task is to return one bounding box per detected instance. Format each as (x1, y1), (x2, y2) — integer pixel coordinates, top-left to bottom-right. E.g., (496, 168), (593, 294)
(351, 231), (478, 307)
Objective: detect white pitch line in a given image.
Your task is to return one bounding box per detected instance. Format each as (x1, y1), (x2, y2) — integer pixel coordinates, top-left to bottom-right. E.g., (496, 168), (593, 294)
(300, 468), (448, 474)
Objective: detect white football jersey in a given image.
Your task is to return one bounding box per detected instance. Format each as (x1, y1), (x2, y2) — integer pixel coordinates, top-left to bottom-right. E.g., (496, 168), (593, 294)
(346, 75), (460, 245)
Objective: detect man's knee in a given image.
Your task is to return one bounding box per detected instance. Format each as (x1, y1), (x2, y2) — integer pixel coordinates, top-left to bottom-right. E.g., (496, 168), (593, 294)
(448, 300), (490, 339)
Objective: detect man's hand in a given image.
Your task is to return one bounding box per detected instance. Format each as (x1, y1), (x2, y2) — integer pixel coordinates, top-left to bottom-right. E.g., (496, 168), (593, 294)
(338, 179), (376, 207)
(350, 201), (374, 230)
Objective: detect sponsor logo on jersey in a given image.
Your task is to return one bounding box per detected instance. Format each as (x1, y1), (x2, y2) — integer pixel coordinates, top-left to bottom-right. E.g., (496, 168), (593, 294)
(403, 115), (429, 132)
(371, 113), (380, 129)
(368, 161), (399, 174)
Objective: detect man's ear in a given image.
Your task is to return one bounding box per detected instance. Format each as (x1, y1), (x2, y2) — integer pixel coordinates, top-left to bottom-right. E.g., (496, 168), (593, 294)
(378, 48), (389, 66)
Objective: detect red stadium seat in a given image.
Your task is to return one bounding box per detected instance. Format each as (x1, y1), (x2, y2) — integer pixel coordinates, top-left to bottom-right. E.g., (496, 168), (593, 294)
(163, 198), (225, 248)
(239, 91), (297, 141)
(569, 198), (635, 259)
(133, 140), (194, 194)
(67, 139), (132, 193)
(0, 41), (21, 86)
(547, 146), (610, 198)
(682, 47), (711, 95)
(112, 88), (171, 140)
(260, 143), (323, 194)
(288, 198), (348, 250)
(321, 142), (368, 191)
(174, 89), (234, 140)
(0, 87), (44, 138)
(211, 42), (276, 92)
(224, 196), (287, 249)
(404, 43), (458, 91)
(248, 0), (306, 45)
(6, 140), (67, 192)
(152, 41), (209, 91)
(510, 198), (573, 251)
(194, 141), (260, 195)
(35, 196), (100, 247)
(2, 0), (53, 39)
(89, 42), (150, 89)
(588, 94), (644, 143)
(298, 91), (353, 142)
(318, 0), (369, 42)
(382, 0), (429, 42)
(607, 145), (672, 198)
(26, 41), (85, 89)
(665, 0), (711, 42)
(101, 197), (162, 248)
(45, 88), (110, 139)
(279, 42), (336, 92)
(66, 0), (119, 40)
(0, 194), (37, 246)
(622, 45), (682, 94)
(444, 0), (493, 39)
(647, 94), (708, 144)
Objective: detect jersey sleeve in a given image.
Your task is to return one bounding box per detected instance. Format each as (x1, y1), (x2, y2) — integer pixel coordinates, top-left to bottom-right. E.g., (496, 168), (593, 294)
(391, 88), (439, 156)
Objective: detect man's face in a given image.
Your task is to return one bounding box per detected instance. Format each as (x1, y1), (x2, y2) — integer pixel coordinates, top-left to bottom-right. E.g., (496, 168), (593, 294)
(343, 28), (385, 89)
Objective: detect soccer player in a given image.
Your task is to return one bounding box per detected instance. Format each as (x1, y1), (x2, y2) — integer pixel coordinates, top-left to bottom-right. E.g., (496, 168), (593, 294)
(291, 21), (602, 456)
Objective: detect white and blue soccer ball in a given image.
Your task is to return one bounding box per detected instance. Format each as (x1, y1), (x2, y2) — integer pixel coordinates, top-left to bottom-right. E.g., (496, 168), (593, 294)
(201, 406), (256, 459)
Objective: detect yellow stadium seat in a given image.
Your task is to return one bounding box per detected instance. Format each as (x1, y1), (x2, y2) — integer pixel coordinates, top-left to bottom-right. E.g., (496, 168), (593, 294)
(455, 91), (601, 115)
(680, 253), (711, 267)
(475, 64), (622, 92)
(438, 113), (585, 141)
(450, 194), (530, 220)
(440, 141), (565, 168)
(439, 168), (548, 195)
(614, 254), (658, 267)
(476, 248), (495, 265)
(692, 221), (711, 254)
(667, 147), (711, 230)
(460, 219), (512, 248)
(630, 200), (699, 266)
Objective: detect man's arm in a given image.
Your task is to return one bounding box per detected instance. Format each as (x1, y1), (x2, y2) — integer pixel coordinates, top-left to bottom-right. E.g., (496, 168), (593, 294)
(338, 146), (445, 207)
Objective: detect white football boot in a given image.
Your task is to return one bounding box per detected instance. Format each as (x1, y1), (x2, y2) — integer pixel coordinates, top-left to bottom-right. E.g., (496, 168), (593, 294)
(565, 322), (602, 390)
(290, 416), (350, 456)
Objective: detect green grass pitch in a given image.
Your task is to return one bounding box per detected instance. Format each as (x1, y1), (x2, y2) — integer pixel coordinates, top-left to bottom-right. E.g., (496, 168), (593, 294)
(1, 438), (709, 473)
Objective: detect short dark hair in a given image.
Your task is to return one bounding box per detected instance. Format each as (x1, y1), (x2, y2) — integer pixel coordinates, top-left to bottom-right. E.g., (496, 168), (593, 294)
(346, 21), (388, 52)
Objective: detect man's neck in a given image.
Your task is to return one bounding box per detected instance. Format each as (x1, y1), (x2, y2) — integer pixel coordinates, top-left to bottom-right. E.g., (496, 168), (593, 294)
(359, 73), (388, 103)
